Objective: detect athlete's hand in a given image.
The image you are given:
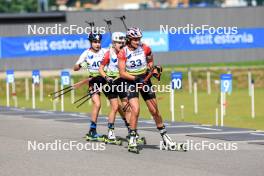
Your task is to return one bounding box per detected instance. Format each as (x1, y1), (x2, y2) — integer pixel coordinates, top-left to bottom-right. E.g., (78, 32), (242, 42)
(105, 76), (114, 84)
(134, 76), (145, 84)
(79, 61), (89, 69)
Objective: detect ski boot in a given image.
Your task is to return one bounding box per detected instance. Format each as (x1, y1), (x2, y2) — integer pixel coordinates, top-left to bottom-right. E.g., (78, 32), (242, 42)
(104, 129), (122, 145)
(126, 132), (147, 145)
(128, 134), (139, 154)
(161, 133), (187, 152)
(85, 130), (106, 142)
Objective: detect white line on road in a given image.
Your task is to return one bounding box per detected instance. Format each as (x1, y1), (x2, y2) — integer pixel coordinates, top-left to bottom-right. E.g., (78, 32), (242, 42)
(193, 126), (222, 131)
(169, 131), (256, 136)
(250, 133), (264, 136)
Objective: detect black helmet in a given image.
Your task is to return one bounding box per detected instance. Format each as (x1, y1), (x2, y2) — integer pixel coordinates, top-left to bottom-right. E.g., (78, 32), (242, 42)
(88, 32), (102, 42)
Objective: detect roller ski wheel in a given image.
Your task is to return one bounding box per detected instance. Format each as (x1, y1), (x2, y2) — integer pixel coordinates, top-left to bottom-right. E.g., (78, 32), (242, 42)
(179, 143), (188, 152)
(85, 134), (106, 142)
(128, 145), (139, 154)
(105, 138), (123, 146)
(161, 142), (188, 152)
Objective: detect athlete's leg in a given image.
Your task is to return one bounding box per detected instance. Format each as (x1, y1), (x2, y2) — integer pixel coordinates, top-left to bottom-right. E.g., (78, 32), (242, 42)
(145, 98), (163, 128)
(108, 98), (119, 124)
(119, 98), (131, 130)
(91, 93), (101, 123)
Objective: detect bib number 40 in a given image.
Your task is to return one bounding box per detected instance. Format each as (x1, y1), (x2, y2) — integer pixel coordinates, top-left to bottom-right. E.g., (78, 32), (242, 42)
(92, 61), (101, 68)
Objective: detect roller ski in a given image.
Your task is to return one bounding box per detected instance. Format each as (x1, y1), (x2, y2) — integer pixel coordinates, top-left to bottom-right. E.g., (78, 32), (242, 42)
(128, 133), (140, 154)
(104, 129), (122, 146)
(85, 130), (106, 142)
(161, 133), (188, 152)
(126, 132), (147, 145)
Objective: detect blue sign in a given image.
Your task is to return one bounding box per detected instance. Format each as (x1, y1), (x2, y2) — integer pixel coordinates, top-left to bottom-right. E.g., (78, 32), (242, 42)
(0, 32), (170, 59)
(6, 69), (14, 83)
(32, 70), (40, 84)
(61, 70), (70, 86)
(169, 28), (264, 51)
(171, 72), (183, 89)
(220, 74), (232, 93)
(0, 34), (111, 58)
(142, 32), (169, 52)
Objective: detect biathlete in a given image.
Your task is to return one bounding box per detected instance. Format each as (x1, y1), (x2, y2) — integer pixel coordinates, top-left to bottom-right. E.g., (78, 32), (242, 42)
(118, 27), (178, 153)
(99, 32), (146, 145)
(73, 32), (107, 142)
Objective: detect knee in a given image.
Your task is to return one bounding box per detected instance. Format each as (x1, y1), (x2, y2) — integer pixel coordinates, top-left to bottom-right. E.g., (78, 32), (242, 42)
(111, 103), (119, 112)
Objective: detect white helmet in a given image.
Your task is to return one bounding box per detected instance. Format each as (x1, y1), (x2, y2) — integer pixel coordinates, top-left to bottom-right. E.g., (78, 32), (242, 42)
(112, 32), (126, 42)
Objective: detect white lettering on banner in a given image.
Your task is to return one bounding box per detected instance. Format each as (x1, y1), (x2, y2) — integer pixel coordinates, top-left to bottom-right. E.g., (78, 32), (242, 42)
(189, 33), (254, 45)
(49, 39), (89, 50)
(23, 40), (49, 51)
(23, 39), (90, 52)
(189, 35), (213, 45)
(142, 38), (166, 46)
(214, 33), (254, 44)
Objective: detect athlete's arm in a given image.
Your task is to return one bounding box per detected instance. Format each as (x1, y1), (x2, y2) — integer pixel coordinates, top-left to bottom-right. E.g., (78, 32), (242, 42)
(143, 44), (154, 69)
(99, 51), (110, 78)
(118, 49), (136, 81)
(73, 50), (88, 71)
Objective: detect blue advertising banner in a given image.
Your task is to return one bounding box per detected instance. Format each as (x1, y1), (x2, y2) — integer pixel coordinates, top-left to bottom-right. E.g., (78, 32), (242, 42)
(169, 28), (264, 51)
(0, 31), (169, 59)
(1, 28), (263, 59)
(142, 32), (169, 52)
(1, 34), (111, 58)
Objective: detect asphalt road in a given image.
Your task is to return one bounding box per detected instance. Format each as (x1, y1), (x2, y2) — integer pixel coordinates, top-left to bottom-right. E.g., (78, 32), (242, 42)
(0, 107), (263, 176)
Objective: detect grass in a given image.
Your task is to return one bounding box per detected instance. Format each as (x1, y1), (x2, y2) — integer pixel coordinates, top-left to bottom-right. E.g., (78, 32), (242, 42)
(0, 66), (263, 130)
(163, 60), (264, 68)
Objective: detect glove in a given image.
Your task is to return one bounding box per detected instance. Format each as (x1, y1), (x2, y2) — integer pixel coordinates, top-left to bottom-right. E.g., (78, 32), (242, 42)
(79, 61), (89, 69)
(154, 65), (163, 73)
(153, 65), (163, 81)
(134, 76), (145, 84)
(105, 76), (114, 84)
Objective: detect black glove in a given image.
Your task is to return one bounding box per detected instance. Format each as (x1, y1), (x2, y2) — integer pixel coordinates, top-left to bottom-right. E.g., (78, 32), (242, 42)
(105, 76), (114, 84)
(134, 76), (145, 84)
(154, 65), (163, 73)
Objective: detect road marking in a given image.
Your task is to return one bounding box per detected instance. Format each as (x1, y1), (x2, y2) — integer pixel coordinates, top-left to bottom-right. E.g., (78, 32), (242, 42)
(250, 133), (264, 136)
(169, 131), (257, 136)
(193, 126), (222, 131)
(115, 125), (200, 129)
(37, 110), (55, 114)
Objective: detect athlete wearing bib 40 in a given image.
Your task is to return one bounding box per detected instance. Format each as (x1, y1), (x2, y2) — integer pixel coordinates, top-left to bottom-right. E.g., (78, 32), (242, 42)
(74, 32), (106, 142)
(118, 27), (178, 153)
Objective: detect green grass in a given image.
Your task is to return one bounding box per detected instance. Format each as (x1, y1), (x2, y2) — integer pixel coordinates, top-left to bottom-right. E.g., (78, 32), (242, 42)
(0, 67), (263, 130)
(163, 60), (264, 68)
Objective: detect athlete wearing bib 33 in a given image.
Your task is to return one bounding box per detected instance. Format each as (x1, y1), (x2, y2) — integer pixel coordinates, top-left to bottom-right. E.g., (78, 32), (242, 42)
(118, 27), (177, 153)
(74, 32), (107, 142)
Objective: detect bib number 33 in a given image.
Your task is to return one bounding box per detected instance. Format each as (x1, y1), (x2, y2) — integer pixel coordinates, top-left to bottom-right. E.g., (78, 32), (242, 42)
(130, 59), (142, 68)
